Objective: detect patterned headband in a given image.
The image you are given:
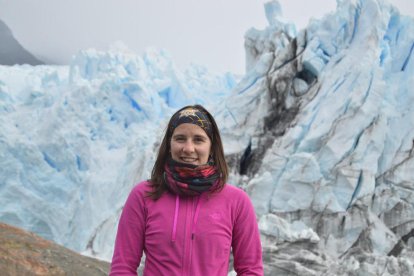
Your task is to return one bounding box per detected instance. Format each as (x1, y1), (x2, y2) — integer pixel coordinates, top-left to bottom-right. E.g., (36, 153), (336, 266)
(170, 107), (213, 138)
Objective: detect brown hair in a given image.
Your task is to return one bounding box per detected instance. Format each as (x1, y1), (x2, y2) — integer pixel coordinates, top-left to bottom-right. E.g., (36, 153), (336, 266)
(148, 104), (228, 199)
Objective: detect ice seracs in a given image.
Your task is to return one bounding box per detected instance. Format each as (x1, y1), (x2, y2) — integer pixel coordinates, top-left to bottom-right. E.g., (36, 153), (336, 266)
(0, 47), (236, 259)
(222, 0), (414, 274)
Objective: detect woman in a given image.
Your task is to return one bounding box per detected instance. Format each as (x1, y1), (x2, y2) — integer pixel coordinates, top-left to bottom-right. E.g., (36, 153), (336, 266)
(110, 105), (263, 275)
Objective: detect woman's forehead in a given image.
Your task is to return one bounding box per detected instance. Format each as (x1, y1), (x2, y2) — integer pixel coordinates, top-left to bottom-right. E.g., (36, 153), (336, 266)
(172, 123), (209, 136)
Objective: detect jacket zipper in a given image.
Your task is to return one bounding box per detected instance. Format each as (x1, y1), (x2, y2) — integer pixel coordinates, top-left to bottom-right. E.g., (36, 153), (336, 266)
(189, 196), (196, 275)
(183, 197), (193, 276)
(183, 196), (202, 275)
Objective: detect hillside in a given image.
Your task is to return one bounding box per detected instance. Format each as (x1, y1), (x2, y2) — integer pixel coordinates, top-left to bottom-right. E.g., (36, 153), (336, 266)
(0, 19), (43, 65)
(0, 223), (109, 276)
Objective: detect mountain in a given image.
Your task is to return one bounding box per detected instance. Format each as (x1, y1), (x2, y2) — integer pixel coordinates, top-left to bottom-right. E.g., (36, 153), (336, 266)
(0, 222), (109, 275)
(0, 19), (43, 65)
(0, 0), (413, 275)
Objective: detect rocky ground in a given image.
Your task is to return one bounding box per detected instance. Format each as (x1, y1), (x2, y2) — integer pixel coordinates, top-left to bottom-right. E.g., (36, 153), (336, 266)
(0, 222), (109, 276)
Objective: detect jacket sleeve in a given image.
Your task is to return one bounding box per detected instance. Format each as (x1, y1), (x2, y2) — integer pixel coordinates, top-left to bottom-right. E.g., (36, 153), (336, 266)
(232, 190), (263, 275)
(110, 184), (146, 275)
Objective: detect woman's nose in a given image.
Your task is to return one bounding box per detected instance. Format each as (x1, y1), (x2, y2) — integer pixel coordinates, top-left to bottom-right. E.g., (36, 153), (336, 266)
(182, 141), (195, 153)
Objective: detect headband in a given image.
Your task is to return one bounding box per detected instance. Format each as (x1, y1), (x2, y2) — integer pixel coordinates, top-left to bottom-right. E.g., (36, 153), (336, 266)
(170, 107), (213, 138)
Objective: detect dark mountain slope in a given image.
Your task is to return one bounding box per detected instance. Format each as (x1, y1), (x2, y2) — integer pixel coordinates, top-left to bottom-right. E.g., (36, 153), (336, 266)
(0, 19), (43, 65)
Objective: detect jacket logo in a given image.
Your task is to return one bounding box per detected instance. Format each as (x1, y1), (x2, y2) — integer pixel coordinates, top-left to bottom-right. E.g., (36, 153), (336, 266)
(209, 212), (222, 220)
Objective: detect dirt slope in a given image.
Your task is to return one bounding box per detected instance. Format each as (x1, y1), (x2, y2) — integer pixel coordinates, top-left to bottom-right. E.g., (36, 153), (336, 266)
(0, 222), (109, 276)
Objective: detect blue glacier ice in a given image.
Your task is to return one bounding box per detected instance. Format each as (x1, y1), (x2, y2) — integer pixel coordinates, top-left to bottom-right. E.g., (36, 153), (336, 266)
(0, 46), (237, 259)
(1, 0), (414, 274)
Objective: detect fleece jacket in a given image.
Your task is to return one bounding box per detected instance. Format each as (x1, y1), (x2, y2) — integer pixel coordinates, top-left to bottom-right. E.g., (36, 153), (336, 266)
(110, 181), (263, 275)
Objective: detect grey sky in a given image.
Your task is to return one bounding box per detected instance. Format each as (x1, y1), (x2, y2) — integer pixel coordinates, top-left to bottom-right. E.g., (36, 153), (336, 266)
(0, 0), (413, 74)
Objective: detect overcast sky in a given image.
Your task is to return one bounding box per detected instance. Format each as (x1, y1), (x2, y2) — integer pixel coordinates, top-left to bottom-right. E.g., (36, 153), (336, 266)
(0, 0), (413, 74)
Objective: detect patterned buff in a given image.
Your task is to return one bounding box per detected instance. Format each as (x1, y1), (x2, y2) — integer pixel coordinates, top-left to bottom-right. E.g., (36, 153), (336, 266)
(164, 158), (220, 196)
(170, 107), (213, 138)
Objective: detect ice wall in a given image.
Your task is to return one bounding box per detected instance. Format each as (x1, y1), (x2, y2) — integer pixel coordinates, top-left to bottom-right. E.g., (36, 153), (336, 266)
(0, 47), (236, 258)
(222, 0), (414, 274)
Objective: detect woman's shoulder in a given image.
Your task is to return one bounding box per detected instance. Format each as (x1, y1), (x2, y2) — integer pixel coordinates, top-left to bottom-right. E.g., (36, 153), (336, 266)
(220, 184), (251, 201)
(222, 183), (246, 194)
(130, 180), (152, 195)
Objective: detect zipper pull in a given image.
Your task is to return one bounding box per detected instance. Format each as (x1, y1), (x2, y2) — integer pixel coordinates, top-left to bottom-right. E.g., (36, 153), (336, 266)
(191, 233), (194, 240)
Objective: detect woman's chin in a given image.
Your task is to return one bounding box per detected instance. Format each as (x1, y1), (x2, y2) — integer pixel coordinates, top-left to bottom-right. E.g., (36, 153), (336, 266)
(180, 160), (199, 165)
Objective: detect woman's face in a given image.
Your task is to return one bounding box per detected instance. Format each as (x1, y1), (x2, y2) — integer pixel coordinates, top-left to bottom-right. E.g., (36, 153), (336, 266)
(170, 123), (211, 165)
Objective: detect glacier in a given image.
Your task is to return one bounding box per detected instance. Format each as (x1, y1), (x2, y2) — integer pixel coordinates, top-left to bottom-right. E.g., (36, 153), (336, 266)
(0, 46), (237, 260)
(1, 0), (414, 275)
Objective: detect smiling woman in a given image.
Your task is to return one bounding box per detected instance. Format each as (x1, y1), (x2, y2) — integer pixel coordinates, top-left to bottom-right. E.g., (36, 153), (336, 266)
(110, 105), (263, 275)
(170, 123), (212, 165)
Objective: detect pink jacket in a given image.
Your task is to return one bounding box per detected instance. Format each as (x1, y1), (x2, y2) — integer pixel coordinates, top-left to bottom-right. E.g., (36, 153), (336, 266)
(110, 181), (263, 275)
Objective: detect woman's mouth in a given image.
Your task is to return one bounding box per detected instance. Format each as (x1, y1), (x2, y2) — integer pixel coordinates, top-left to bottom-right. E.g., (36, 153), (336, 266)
(180, 157), (198, 164)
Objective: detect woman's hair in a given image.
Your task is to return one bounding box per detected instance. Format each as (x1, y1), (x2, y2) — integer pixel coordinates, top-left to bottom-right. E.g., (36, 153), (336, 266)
(148, 104), (228, 199)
